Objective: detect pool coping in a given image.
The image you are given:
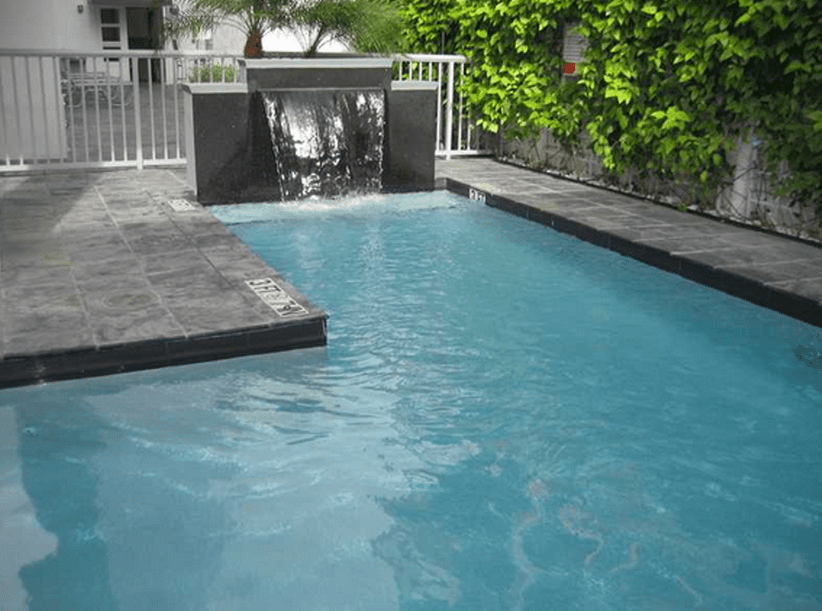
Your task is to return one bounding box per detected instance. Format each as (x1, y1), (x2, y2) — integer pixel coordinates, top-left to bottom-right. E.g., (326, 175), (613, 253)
(437, 159), (822, 329)
(0, 169), (328, 390)
(0, 318), (327, 388)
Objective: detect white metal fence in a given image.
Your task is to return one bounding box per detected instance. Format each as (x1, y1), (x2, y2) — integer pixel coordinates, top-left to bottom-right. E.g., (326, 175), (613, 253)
(0, 49), (242, 173)
(393, 53), (490, 158)
(0, 49), (482, 174)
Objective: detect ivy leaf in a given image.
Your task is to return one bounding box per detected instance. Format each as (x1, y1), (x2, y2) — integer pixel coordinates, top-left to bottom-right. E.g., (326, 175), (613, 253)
(661, 106), (690, 130)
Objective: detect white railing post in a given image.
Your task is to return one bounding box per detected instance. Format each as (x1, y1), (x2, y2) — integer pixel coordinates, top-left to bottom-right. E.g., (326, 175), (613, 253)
(445, 60), (454, 160)
(51, 55), (66, 163)
(436, 62), (443, 154)
(10, 57), (23, 165)
(131, 56), (143, 170)
(457, 62), (464, 151)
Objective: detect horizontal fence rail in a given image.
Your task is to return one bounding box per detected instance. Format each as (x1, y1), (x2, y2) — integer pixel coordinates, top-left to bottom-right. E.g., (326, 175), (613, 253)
(0, 49), (243, 173)
(392, 53), (490, 159)
(0, 49), (482, 173)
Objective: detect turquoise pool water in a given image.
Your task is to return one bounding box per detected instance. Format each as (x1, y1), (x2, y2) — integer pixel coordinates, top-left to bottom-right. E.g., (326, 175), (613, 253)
(1, 191), (820, 610)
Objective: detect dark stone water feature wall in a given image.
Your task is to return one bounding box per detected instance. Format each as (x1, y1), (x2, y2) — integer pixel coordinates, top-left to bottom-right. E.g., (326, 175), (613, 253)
(183, 58), (437, 204)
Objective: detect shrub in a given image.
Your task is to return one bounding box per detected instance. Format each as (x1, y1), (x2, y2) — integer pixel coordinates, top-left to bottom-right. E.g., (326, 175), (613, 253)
(189, 63), (236, 83)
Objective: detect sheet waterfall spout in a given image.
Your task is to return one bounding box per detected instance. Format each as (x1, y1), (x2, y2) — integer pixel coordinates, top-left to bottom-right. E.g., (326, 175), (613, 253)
(260, 89), (385, 201)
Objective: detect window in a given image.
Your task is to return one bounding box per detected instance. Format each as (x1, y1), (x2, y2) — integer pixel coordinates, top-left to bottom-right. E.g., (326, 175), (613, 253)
(100, 8), (124, 50)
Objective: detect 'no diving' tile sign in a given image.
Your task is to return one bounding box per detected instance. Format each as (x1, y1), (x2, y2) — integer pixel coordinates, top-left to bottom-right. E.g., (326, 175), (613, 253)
(246, 278), (308, 317)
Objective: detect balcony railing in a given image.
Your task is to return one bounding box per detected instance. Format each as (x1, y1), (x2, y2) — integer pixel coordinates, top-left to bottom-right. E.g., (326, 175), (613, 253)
(0, 49), (483, 174)
(393, 53), (491, 158)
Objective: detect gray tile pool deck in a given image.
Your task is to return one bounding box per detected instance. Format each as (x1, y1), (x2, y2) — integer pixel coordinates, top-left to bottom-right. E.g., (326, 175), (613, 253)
(1, 157), (821, 387)
(0, 168), (326, 388)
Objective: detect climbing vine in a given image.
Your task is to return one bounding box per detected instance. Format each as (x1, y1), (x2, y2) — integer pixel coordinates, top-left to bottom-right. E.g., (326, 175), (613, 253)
(403, 0), (822, 215)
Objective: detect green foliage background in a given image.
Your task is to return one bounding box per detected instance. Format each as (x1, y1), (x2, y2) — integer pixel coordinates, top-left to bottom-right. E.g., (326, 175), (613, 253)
(403, 0), (822, 215)
(165, 0), (405, 57)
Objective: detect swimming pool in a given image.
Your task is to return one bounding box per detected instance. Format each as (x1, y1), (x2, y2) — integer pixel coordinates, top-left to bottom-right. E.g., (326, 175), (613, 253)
(1, 191), (820, 610)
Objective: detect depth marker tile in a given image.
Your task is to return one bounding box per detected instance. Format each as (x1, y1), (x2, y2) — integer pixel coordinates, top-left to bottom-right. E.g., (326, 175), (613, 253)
(246, 278), (309, 317)
(166, 199), (196, 212)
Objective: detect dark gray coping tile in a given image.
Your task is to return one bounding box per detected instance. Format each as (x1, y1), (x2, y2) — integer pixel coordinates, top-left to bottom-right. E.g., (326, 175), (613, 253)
(760, 241), (822, 262)
(167, 297), (270, 336)
(721, 261), (822, 284)
(172, 217), (237, 237)
(199, 251), (272, 282)
(90, 305), (186, 346)
(0, 316), (326, 389)
(83, 289), (164, 316)
(101, 197), (155, 209)
(146, 266), (234, 295)
(0, 356), (43, 386)
(191, 233), (243, 250)
(1, 217), (58, 232)
(62, 231), (128, 253)
(638, 235), (742, 253)
(0, 264), (75, 288)
(0, 246), (71, 269)
(119, 220), (181, 235)
(126, 232), (194, 256)
(511, 193), (603, 207)
(57, 217), (119, 232)
(55, 209), (113, 224)
(69, 243), (136, 265)
(108, 208), (170, 224)
(4, 328), (96, 357)
(0, 230), (61, 246)
(561, 207), (643, 222)
(562, 215), (636, 231)
(73, 258), (148, 291)
(3, 310), (89, 350)
(154, 284), (239, 304)
(2, 285), (84, 311)
(681, 247), (806, 268)
(139, 248), (204, 275)
(767, 278), (822, 302)
(166, 316), (327, 361)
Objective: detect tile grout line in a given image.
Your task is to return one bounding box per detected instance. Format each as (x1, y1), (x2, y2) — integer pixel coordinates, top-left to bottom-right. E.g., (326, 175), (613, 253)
(92, 183), (189, 344)
(59, 185), (100, 353)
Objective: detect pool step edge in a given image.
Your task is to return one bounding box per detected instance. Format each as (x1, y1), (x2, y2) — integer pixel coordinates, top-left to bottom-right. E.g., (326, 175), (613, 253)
(0, 314), (327, 389)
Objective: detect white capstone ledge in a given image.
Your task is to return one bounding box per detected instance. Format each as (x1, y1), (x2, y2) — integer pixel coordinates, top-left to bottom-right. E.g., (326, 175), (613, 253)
(182, 83), (249, 95)
(244, 58), (393, 70)
(391, 80), (439, 91)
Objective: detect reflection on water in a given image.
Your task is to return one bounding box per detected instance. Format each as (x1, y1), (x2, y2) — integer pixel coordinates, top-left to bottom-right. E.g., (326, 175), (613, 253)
(1, 193), (821, 610)
(0, 408), (57, 611)
(12, 400), (118, 610)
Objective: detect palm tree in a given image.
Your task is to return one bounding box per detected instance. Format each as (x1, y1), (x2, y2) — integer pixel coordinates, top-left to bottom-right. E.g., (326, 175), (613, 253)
(165, 0), (405, 58)
(289, 0), (405, 57)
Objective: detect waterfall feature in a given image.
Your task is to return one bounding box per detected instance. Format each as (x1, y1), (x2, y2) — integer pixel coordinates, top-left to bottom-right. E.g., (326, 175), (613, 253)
(183, 58), (437, 204)
(260, 89), (385, 201)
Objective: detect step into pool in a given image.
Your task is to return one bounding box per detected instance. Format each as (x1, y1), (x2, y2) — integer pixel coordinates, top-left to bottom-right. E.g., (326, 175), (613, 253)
(1, 191), (820, 610)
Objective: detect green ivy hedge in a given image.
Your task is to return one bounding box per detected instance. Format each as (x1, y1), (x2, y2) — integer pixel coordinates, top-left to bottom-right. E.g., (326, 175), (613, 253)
(403, 0), (822, 217)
